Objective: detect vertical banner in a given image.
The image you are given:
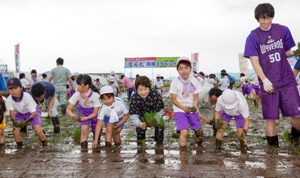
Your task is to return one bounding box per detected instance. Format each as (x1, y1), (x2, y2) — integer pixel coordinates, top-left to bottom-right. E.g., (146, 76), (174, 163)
(15, 43), (20, 75)
(191, 53), (199, 72)
(238, 53), (249, 77)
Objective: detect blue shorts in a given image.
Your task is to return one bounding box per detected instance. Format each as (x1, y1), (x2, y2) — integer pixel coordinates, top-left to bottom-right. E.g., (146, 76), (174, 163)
(103, 116), (124, 129)
(294, 57), (300, 71)
(261, 86), (300, 120)
(174, 112), (202, 131)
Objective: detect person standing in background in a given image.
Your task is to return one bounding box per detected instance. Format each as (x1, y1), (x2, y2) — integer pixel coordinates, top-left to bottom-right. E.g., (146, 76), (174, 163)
(29, 69), (40, 87)
(48, 57), (73, 116)
(120, 74), (133, 100)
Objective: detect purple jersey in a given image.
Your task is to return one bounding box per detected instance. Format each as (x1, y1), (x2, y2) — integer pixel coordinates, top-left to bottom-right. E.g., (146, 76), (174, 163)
(244, 24), (296, 91)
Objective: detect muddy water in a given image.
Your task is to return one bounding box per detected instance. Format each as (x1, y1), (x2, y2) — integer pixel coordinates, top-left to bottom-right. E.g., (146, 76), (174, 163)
(0, 91), (300, 177)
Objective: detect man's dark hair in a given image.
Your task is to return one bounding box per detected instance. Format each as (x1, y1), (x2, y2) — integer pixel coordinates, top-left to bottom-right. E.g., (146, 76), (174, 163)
(240, 73), (245, 77)
(31, 69), (37, 74)
(208, 88), (222, 98)
(56, 57), (64, 65)
(31, 82), (46, 97)
(42, 73), (47, 78)
(254, 3), (275, 21)
(199, 71), (204, 76)
(120, 74), (125, 79)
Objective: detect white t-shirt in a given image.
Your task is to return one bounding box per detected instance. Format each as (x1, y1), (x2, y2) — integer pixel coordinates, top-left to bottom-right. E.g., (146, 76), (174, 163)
(98, 97), (129, 120)
(198, 77), (204, 87)
(215, 91), (249, 118)
(219, 76), (230, 91)
(69, 91), (101, 108)
(203, 78), (215, 88)
(240, 76), (248, 85)
(6, 92), (37, 114)
(154, 79), (163, 94)
(169, 76), (201, 112)
(250, 74), (259, 85)
(20, 78), (29, 88)
(198, 86), (215, 110)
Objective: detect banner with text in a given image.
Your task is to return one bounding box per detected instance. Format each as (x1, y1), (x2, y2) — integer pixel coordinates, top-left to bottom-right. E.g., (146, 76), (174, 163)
(191, 53), (199, 72)
(124, 57), (179, 68)
(15, 43), (20, 75)
(238, 53), (249, 77)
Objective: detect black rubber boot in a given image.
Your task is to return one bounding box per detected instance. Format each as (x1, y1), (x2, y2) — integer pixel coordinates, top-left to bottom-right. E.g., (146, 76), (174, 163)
(194, 129), (204, 145)
(216, 139), (222, 150)
(16, 141), (23, 148)
(81, 141), (88, 152)
(291, 127), (300, 146)
(154, 126), (164, 143)
(266, 135), (279, 147)
(52, 117), (60, 133)
(136, 127), (146, 145)
(61, 104), (66, 116)
(41, 140), (48, 147)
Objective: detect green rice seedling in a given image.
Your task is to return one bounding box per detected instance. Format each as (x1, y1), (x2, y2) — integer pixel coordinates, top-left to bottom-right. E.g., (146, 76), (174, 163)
(140, 139), (146, 146)
(125, 132), (135, 143)
(73, 129), (81, 139)
(283, 130), (289, 141)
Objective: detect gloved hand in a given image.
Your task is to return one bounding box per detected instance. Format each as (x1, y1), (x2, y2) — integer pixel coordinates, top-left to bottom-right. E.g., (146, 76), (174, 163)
(138, 122), (146, 130)
(262, 78), (274, 94)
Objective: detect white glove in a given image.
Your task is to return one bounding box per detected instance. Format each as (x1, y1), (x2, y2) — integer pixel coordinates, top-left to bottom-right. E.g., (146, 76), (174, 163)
(138, 122), (146, 130)
(262, 78), (274, 93)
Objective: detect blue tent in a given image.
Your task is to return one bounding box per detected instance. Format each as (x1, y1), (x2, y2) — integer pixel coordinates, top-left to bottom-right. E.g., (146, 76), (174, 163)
(0, 59), (8, 91)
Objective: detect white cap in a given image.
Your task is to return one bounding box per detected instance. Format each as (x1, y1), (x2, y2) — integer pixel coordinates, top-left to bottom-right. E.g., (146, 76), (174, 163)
(193, 73), (198, 77)
(110, 71), (115, 75)
(177, 56), (191, 64)
(100, 86), (114, 95)
(222, 89), (238, 109)
(72, 72), (79, 76)
(108, 76), (115, 82)
(156, 74), (161, 78)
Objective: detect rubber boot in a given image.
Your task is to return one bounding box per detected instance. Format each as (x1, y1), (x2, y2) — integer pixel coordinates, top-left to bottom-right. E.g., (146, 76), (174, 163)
(154, 126), (164, 144)
(61, 104), (66, 116)
(216, 139), (222, 150)
(52, 117), (60, 133)
(212, 125), (217, 136)
(20, 126), (27, 134)
(266, 135), (279, 147)
(105, 141), (112, 147)
(136, 127), (146, 145)
(291, 127), (300, 146)
(240, 140), (248, 154)
(16, 141), (23, 148)
(194, 129), (204, 145)
(41, 140), (48, 147)
(81, 141), (88, 152)
(0, 144), (5, 149)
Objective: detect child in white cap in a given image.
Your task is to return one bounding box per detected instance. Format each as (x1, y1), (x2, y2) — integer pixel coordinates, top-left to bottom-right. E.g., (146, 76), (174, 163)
(92, 86), (129, 148)
(153, 74), (163, 97)
(214, 89), (250, 152)
(107, 76), (118, 96)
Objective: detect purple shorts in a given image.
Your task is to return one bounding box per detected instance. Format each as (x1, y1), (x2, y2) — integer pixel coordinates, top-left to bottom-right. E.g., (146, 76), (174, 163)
(104, 116), (124, 129)
(174, 112), (202, 131)
(261, 86), (300, 120)
(77, 105), (97, 132)
(15, 106), (41, 127)
(221, 110), (244, 128)
(250, 84), (260, 95)
(242, 84), (251, 95)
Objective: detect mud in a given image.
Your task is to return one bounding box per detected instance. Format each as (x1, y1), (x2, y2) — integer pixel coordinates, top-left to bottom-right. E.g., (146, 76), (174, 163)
(0, 90), (300, 177)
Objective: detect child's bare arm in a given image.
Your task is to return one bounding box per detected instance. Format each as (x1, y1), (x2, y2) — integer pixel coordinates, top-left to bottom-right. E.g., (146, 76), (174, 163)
(171, 94), (189, 113)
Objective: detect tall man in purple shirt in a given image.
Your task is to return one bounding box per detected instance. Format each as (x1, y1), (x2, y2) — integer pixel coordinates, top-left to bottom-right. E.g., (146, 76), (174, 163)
(244, 3), (300, 147)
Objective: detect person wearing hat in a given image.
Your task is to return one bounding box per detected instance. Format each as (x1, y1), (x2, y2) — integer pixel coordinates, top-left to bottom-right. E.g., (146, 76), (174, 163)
(153, 74), (163, 97)
(92, 86), (129, 148)
(214, 89), (250, 152)
(48, 57), (73, 116)
(66, 75), (100, 152)
(244, 3), (300, 146)
(6, 78), (48, 147)
(109, 71), (120, 95)
(106, 76), (118, 96)
(129, 76), (164, 144)
(30, 81), (60, 133)
(169, 57), (203, 150)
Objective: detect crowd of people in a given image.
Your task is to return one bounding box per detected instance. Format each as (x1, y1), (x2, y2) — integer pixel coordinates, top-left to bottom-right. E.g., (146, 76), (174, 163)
(0, 3), (300, 154)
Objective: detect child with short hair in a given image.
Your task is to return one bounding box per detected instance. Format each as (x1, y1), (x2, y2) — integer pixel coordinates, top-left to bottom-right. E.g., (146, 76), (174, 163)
(6, 78), (47, 147)
(92, 86), (129, 148)
(169, 57), (202, 149)
(66, 74), (101, 151)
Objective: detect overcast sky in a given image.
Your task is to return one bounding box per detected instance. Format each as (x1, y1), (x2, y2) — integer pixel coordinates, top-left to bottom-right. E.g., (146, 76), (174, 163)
(1, 0), (299, 79)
